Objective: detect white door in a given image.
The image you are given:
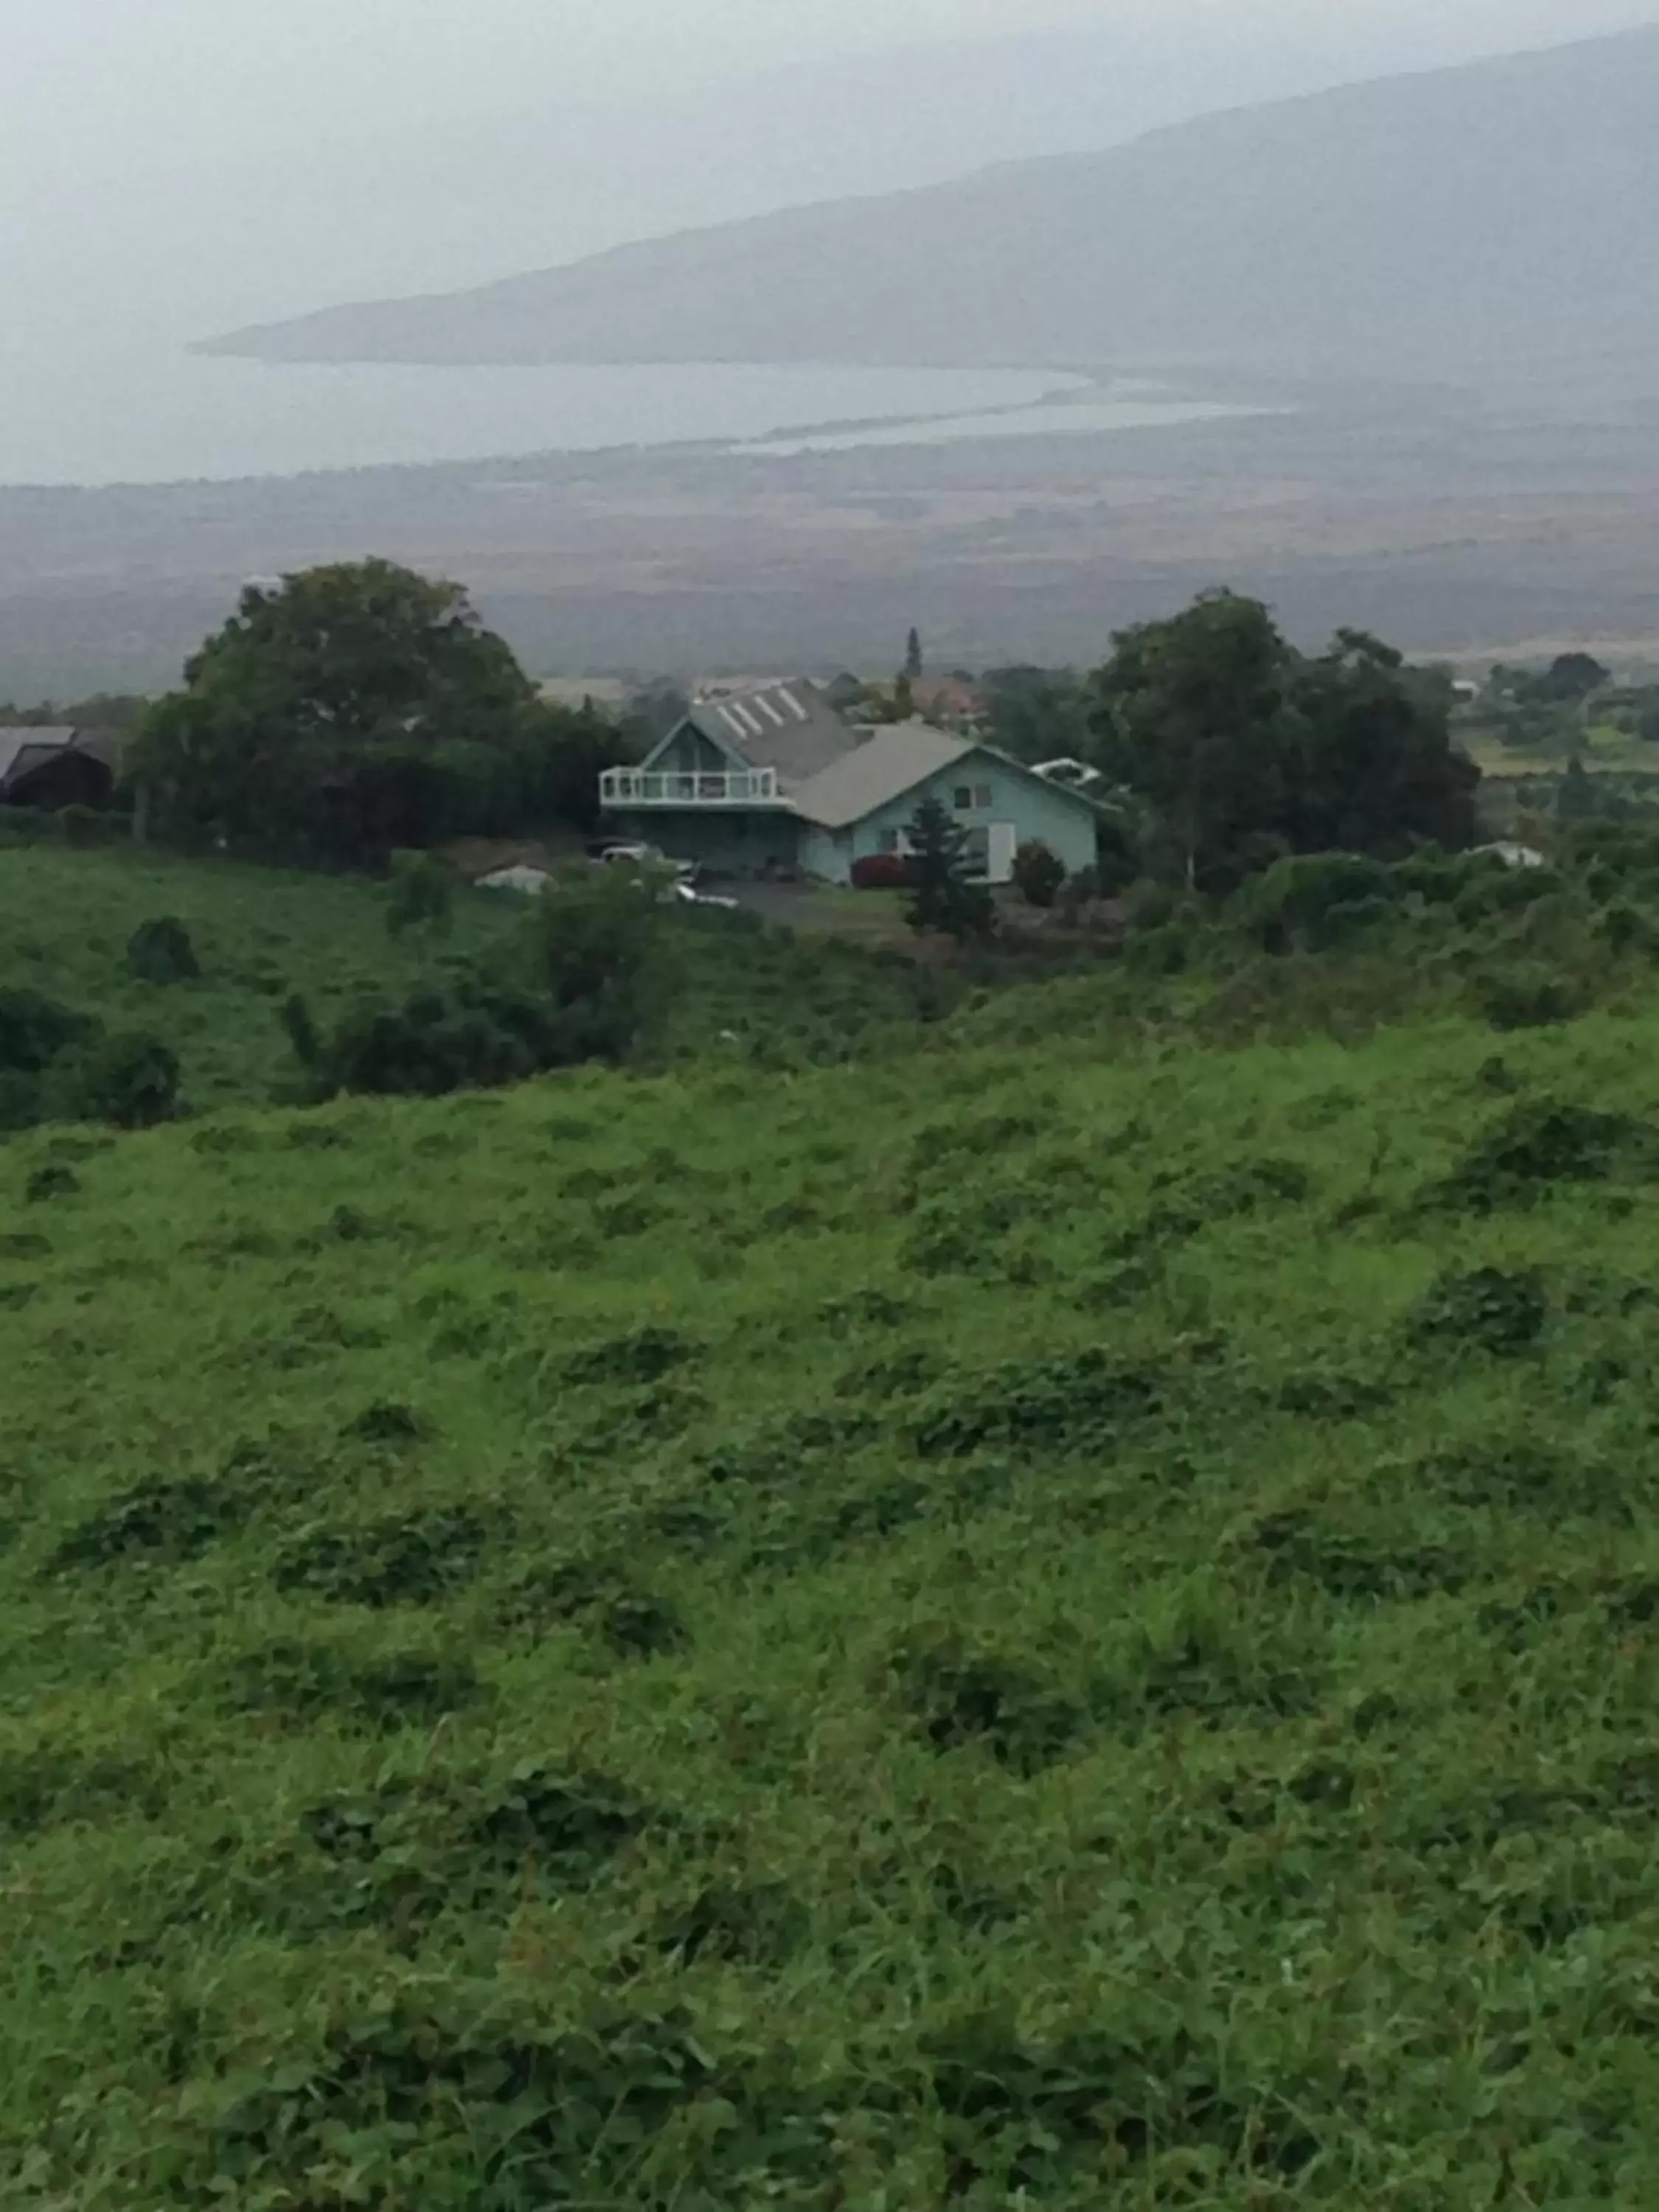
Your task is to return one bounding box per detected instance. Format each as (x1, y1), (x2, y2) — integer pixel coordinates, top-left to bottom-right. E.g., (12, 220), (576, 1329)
(987, 822), (1020, 885)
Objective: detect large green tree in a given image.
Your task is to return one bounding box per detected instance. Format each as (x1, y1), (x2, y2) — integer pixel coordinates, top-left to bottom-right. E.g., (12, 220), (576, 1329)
(979, 665), (1094, 765)
(1091, 592), (1294, 889)
(1089, 592), (1478, 889)
(1284, 629), (1480, 858)
(130, 560), (616, 860)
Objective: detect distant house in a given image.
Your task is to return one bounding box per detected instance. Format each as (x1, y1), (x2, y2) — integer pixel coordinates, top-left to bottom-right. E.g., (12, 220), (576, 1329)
(0, 728), (119, 811)
(910, 676), (985, 728)
(599, 680), (1100, 886)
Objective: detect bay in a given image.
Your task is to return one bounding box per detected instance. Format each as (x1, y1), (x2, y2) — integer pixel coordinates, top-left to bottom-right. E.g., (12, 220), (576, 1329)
(0, 346), (1084, 490)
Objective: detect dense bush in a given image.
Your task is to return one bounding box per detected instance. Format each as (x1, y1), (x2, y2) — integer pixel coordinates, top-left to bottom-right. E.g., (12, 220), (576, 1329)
(71, 1031), (182, 1128)
(125, 916), (200, 984)
(1237, 852), (1395, 950)
(1011, 841), (1068, 908)
(0, 804), (53, 845)
(0, 987), (97, 1074)
(293, 983), (573, 1102)
(0, 989), (134, 1133)
(385, 851), (455, 944)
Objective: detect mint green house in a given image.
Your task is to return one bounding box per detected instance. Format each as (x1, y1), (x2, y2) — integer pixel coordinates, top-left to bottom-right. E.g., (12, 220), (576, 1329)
(600, 681), (1101, 885)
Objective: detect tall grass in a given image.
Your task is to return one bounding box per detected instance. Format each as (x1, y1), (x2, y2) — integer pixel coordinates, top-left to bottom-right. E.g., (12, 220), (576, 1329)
(7, 987), (1659, 2200)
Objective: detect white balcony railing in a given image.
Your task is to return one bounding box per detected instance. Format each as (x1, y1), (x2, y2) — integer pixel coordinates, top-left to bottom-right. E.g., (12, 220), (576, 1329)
(601, 768), (782, 807)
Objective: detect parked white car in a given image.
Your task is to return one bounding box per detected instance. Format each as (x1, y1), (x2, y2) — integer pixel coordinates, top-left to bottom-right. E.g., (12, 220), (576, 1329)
(597, 841), (698, 881)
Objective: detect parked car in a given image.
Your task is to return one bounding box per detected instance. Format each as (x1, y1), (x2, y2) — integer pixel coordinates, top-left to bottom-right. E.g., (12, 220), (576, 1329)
(594, 841), (698, 882)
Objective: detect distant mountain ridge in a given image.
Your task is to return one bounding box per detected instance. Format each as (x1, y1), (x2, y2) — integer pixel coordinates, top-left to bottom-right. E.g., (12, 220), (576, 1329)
(206, 27), (1659, 391)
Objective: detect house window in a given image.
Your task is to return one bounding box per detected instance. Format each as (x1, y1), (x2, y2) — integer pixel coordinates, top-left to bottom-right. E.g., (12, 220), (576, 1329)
(953, 786), (973, 810)
(973, 784), (993, 810)
(879, 829), (901, 855)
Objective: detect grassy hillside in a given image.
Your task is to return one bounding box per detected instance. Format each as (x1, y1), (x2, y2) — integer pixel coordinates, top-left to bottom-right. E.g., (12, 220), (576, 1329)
(8, 995), (1659, 2202)
(0, 847), (941, 1117)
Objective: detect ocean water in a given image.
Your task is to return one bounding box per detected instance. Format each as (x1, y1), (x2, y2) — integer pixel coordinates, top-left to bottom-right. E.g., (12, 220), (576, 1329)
(0, 343), (1264, 490)
(0, 347), (1088, 489)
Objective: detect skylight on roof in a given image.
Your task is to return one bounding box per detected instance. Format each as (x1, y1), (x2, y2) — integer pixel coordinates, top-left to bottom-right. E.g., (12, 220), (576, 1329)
(754, 693), (787, 727)
(778, 687), (809, 722)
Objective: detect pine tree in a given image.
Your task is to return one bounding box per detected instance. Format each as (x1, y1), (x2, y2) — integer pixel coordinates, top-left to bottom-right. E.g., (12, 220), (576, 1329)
(905, 797), (996, 942)
(1556, 754), (1596, 822)
(904, 627), (924, 683)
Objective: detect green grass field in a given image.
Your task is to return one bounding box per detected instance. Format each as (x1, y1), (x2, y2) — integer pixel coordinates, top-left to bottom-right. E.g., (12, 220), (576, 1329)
(0, 847), (944, 1115)
(0, 846), (524, 1112)
(10, 973), (1659, 2202)
(1464, 723), (1659, 782)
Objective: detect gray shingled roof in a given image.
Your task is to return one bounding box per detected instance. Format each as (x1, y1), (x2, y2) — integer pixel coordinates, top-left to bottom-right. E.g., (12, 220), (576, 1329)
(792, 724), (975, 830)
(687, 681), (855, 790)
(0, 727), (120, 798)
(0, 728), (74, 780)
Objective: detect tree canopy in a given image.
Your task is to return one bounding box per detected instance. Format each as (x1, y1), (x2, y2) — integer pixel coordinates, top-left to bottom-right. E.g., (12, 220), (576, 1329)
(980, 666), (1094, 766)
(1089, 592), (1479, 889)
(1534, 652), (1611, 705)
(130, 560), (627, 860)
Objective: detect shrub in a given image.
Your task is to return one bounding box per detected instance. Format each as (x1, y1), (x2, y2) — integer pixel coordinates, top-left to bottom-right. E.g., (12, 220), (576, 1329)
(279, 993), (321, 1070)
(385, 849), (455, 944)
(1476, 967), (1581, 1032)
(1011, 841), (1067, 909)
(271, 1508), (495, 1608)
(0, 805), (52, 846)
(220, 1641), (483, 1731)
(894, 1640), (1083, 1775)
(1434, 1097), (1659, 1211)
(55, 804), (118, 848)
(49, 1477), (240, 1572)
(1237, 853), (1397, 950)
(25, 1164), (79, 1203)
(69, 1032), (181, 1129)
(562, 1326), (698, 1388)
(911, 1348), (1165, 1459)
(851, 852), (911, 891)
(1121, 879), (1180, 931)
(126, 917), (200, 984)
(534, 866), (672, 1061)
(0, 989), (97, 1075)
(1409, 1266), (1550, 1357)
(301, 983), (563, 1100)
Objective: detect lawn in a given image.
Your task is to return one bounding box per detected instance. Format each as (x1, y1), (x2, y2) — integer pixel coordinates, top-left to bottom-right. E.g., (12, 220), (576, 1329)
(7, 988), (1659, 2202)
(1464, 722), (1659, 781)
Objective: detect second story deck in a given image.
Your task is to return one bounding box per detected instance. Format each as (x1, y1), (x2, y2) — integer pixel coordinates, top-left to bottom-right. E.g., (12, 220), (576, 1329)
(601, 768), (786, 809)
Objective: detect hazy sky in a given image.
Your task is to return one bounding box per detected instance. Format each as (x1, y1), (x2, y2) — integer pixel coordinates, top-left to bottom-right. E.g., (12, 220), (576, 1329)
(4, 0), (1658, 344)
